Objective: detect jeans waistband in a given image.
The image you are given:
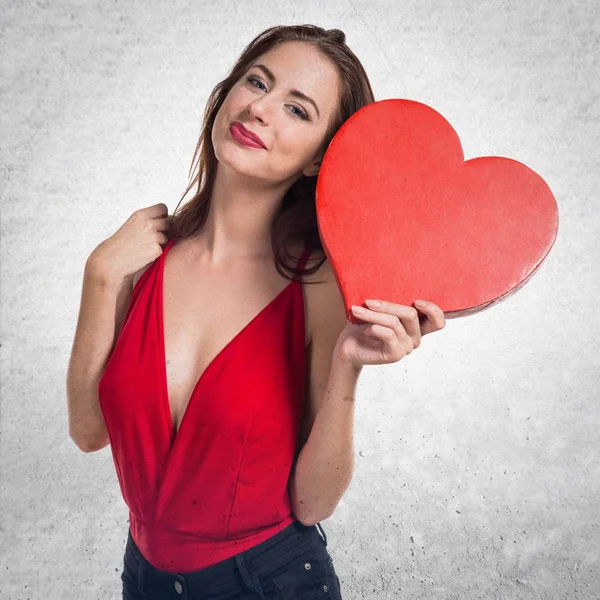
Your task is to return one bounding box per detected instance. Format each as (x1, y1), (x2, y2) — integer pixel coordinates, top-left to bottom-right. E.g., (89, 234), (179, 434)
(126, 518), (329, 596)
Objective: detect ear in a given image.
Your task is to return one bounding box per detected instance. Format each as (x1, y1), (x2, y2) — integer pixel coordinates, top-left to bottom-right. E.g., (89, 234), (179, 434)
(302, 162), (320, 178)
(302, 150), (324, 178)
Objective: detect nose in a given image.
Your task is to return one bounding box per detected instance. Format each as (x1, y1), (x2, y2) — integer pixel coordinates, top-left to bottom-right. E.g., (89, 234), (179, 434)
(245, 97), (270, 123)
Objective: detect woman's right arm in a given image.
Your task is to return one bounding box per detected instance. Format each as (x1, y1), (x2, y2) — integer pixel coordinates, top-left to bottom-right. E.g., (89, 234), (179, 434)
(65, 257), (133, 452)
(66, 203), (170, 452)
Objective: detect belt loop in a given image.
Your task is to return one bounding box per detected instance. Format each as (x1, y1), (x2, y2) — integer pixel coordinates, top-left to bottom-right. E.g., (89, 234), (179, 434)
(234, 554), (266, 600)
(316, 522), (328, 546)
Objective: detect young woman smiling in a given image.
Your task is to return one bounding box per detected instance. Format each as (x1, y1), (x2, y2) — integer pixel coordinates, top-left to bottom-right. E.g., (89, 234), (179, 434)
(67, 23), (444, 600)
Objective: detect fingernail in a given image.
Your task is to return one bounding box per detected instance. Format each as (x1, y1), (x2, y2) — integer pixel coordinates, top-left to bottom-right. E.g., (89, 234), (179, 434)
(366, 299), (381, 307)
(352, 305), (365, 314)
(415, 300), (427, 307)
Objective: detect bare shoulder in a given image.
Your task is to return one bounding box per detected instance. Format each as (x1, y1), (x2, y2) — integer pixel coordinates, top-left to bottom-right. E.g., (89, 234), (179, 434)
(292, 244), (348, 346)
(300, 247), (339, 294)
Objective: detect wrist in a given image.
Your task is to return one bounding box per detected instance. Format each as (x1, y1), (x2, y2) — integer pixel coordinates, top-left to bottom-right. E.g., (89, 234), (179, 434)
(85, 250), (126, 289)
(332, 345), (363, 377)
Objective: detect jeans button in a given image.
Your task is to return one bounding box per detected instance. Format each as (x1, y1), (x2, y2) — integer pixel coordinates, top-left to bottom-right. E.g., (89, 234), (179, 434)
(304, 562), (311, 570)
(174, 580), (183, 594)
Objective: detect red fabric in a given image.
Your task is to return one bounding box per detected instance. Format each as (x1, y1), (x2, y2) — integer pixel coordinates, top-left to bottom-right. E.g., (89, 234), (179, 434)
(98, 238), (313, 572)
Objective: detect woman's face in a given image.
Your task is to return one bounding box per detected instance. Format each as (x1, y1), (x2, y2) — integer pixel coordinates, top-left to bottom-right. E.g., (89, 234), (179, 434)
(212, 41), (341, 185)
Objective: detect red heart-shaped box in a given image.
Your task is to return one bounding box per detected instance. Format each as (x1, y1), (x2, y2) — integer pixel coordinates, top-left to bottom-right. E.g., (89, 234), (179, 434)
(315, 99), (559, 324)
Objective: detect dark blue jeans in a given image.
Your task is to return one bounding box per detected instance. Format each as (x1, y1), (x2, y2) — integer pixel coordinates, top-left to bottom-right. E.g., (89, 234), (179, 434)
(121, 519), (343, 599)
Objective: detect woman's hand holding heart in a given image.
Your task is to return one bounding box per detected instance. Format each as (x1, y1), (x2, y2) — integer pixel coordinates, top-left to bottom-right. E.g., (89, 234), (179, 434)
(334, 299), (446, 370)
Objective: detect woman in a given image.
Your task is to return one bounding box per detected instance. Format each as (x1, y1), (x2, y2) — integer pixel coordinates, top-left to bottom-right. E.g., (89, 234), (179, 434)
(67, 24), (445, 599)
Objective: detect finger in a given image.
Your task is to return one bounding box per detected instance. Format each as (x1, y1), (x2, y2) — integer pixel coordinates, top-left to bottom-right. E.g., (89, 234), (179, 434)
(413, 300), (446, 334)
(356, 301), (421, 346)
(367, 324), (414, 357)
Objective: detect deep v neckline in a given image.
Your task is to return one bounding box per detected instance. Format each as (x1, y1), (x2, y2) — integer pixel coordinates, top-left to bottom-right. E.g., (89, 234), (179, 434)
(158, 239), (299, 443)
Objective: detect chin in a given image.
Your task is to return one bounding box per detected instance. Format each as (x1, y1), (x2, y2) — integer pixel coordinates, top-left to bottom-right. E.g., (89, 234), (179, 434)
(214, 148), (268, 184)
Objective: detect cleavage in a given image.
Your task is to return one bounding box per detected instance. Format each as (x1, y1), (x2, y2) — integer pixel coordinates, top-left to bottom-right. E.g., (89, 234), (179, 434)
(161, 245), (293, 436)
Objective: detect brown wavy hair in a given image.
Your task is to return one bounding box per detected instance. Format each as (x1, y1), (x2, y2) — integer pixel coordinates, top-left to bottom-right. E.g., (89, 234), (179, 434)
(168, 24), (376, 283)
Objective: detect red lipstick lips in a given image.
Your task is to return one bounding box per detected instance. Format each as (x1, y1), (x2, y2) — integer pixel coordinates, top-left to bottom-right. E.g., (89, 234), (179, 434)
(230, 122), (266, 149)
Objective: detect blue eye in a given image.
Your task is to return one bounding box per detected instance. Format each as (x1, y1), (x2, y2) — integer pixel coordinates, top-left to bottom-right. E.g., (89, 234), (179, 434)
(289, 105), (308, 119)
(245, 76), (309, 121)
(247, 76), (266, 91)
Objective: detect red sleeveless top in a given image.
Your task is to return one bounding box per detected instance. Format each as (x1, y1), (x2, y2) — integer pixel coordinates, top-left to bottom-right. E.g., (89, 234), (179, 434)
(98, 238), (313, 573)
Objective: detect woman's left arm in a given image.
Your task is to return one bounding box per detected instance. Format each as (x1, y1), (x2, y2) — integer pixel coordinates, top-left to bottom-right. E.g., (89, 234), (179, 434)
(289, 346), (360, 526)
(289, 276), (446, 525)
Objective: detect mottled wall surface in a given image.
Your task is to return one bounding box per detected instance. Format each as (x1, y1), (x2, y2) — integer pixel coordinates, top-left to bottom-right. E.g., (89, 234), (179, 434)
(2, 1), (599, 598)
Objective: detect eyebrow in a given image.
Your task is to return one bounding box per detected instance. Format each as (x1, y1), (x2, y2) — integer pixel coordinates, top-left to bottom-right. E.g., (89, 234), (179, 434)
(249, 63), (320, 118)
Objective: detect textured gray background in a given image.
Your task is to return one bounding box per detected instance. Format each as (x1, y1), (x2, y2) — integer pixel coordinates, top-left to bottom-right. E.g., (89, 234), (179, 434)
(1, 1), (599, 598)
